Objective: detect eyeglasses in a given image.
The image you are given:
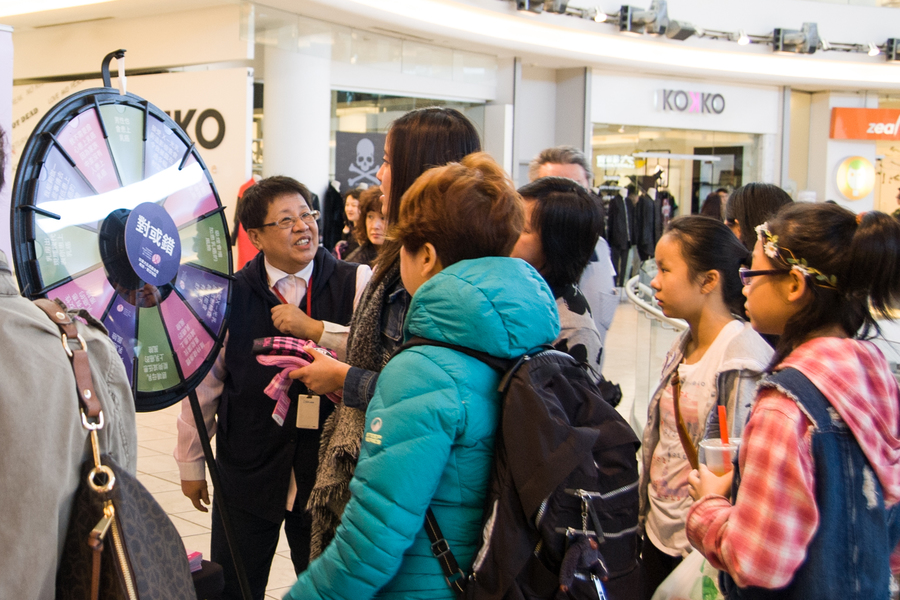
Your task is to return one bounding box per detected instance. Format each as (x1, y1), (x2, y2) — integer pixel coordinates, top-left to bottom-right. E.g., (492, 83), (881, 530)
(257, 211), (320, 230)
(739, 267), (790, 286)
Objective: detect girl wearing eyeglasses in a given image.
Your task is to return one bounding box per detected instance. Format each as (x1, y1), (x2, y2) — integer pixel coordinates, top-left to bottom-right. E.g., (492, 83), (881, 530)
(640, 216), (772, 599)
(686, 203), (900, 600)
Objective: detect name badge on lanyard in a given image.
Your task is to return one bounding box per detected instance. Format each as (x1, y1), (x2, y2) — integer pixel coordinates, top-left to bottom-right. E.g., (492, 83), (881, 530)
(297, 394), (320, 429)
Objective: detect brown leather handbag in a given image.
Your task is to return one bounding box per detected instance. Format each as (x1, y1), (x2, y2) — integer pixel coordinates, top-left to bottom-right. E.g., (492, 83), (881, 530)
(36, 299), (196, 600)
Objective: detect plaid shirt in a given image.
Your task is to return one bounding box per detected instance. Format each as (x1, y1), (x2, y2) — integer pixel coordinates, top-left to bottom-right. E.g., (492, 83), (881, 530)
(686, 338), (900, 589)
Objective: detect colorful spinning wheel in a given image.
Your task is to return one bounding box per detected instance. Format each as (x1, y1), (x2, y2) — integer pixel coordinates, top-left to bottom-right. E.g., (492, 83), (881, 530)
(11, 82), (232, 412)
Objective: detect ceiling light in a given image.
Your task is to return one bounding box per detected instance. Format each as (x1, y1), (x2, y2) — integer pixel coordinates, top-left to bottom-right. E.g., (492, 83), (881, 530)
(887, 39), (899, 61)
(634, 152), (721, 161)
(516, 0), (543, 14)
(593, 8), (607, 22)
(0, 0), (116, 17)
(665, 20), (696, 41)
(545, 0), (569, 13)
(619, 0), (668, 36)
(868, 42), (881, 57)
(773, 22), (819, 54)
(737, 30), (750, 46)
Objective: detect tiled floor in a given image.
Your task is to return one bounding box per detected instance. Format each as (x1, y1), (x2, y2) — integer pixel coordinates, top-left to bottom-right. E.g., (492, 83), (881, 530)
(134, 406), (297, 600)
(135, 301), (672, 600)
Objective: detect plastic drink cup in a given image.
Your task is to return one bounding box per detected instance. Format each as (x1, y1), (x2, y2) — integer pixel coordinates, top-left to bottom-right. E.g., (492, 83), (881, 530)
(699, 438), (741, 476)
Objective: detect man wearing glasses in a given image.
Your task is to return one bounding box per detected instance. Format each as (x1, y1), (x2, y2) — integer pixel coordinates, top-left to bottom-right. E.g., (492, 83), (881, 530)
(175, 176), (371, 600)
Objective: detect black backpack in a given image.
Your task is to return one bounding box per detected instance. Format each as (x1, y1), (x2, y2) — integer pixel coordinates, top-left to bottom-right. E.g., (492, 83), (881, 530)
(398, 338), (642, 600)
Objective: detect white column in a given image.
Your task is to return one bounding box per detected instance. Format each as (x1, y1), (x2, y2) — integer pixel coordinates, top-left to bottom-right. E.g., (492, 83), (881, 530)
(263, 45), (332, 199)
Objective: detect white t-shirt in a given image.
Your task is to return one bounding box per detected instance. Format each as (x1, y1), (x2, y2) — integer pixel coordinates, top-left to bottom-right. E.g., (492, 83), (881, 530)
(646, 319), (743, 556)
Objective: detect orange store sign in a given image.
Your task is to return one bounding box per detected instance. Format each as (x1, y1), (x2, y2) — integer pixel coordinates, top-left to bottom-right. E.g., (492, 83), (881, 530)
(831, 108), (900, 139)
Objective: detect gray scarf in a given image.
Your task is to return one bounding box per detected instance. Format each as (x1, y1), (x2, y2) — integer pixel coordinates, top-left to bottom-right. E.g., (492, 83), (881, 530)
(306, 261), (401, 558)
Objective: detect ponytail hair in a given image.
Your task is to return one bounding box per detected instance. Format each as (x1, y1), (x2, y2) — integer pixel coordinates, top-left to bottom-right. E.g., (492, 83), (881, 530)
(764, 203), (900, 367)
(665, 215), (750, 318)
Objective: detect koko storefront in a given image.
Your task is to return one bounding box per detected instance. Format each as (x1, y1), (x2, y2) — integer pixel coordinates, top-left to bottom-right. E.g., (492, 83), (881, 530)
(589, 71), (782, 215)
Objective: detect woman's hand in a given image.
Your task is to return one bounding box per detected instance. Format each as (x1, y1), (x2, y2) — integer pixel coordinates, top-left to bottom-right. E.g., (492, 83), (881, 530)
(290, 343), (351, 395)
(271, 304), (325, 342)
(688, 465), (733, 501)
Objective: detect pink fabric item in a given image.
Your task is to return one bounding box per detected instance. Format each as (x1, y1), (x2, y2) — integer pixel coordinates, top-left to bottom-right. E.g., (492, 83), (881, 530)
(257, 355), (343, 426)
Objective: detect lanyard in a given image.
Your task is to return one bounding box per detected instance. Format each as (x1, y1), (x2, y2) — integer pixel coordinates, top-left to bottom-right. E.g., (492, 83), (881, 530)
(272, 274), (313, 317)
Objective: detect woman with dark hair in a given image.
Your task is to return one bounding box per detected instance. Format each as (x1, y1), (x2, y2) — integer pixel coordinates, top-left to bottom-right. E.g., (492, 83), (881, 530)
(334, 186), (364, 259)
(724, 182), (793, 251)
(640, 216), (772, 599)
(512, 177), (604, 377)
(344, 186), (384, 267)
(290, 107), (482, 557)
(699, 192), (723, 220)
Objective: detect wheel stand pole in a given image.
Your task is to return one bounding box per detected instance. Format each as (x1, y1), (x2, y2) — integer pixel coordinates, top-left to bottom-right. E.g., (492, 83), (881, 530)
(188, 389), (253, 600)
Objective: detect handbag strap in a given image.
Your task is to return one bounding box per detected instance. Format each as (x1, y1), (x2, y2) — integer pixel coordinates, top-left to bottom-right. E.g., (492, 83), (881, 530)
(35, 298), (107, 600)
(424, 507), (467, 597)
(670, 366), (699, 471)
(34, 299), (102, 420)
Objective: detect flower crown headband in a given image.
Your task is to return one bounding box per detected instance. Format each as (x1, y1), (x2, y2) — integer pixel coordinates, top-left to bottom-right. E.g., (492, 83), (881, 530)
(755, 223), (839, 289)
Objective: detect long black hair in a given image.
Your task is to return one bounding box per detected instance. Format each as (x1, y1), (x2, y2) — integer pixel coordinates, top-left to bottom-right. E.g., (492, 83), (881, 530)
(665, 215), (751, 318)
(517, 177), (602, 292)
(763, 203), (900, 367)
(724, 183), (793, 251)
(372, 107), (482, 287)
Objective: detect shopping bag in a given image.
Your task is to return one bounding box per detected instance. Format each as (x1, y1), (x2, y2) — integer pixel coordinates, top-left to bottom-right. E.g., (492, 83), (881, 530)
(650, 550), (723, 600)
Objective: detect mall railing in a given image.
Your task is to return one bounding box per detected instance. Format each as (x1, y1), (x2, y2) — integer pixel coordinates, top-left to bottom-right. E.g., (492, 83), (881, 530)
(616, 274), (686, 437)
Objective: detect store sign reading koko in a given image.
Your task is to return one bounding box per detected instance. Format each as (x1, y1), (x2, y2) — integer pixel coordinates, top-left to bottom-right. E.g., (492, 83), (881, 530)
(660, 89), (726, 114)
(164, 108), (226, 149)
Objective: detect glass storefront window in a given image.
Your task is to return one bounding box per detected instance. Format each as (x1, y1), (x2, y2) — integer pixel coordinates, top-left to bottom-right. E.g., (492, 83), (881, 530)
(243, 2), (497, 87)
(875, 94), (900, 216)
(591, 124), (761, 215)
(330, 91), (485, 179)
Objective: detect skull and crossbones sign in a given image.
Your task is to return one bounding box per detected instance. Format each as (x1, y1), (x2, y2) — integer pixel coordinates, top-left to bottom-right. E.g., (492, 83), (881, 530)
(348, 138), (381, 186)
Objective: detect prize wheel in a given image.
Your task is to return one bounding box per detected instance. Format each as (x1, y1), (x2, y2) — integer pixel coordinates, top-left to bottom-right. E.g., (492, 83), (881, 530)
(11, 85), (233, 412)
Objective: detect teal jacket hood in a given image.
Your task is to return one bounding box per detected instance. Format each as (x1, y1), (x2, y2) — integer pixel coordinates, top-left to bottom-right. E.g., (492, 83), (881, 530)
(403, 257), (560, 358)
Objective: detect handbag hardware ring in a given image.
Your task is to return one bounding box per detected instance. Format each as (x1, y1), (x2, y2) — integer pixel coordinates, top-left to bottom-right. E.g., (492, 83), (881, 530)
(81, 410), (105, 431)
(88, 464), (116, 493)
(61, 332), (87, 358)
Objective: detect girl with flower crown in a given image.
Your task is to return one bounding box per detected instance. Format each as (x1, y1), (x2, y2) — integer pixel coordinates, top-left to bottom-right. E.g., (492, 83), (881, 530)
(686, 203), (900, 600)
(640, 216), (773, 599)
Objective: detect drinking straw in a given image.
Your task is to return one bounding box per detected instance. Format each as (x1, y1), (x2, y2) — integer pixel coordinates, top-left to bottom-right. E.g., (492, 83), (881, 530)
(718, 405), (730, 445)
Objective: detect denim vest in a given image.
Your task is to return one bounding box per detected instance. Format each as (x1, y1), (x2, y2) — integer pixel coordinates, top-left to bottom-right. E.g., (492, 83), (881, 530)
(721, 368), (900, 600)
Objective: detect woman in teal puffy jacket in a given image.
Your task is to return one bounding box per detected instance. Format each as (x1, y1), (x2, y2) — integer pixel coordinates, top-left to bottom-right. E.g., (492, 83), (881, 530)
(285, 153), (560, 599)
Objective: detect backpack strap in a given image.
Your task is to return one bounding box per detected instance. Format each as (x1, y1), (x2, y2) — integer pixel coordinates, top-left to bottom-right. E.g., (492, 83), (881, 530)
(424, 507), (468, 596)
(394, 336), (541, 393)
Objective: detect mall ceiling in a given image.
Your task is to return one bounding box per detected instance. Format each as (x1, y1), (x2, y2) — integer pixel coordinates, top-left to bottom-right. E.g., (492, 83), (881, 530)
(5, 0), (900, 91)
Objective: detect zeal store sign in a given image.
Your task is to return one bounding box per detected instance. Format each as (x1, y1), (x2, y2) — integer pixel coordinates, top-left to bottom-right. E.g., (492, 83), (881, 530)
(830, 108), (900, 139)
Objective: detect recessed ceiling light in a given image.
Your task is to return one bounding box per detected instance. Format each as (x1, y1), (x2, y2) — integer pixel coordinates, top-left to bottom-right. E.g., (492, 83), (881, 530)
(0, 0), (117, 18)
